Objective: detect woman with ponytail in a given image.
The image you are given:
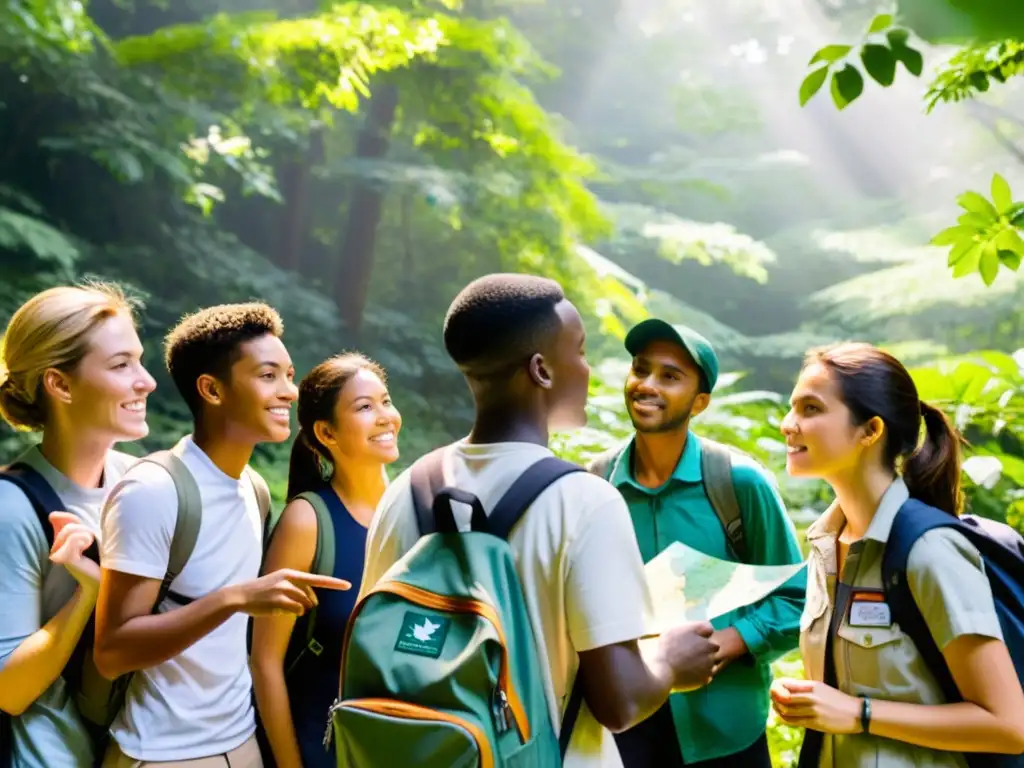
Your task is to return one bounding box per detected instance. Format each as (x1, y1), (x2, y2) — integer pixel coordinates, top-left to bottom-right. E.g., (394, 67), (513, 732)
(251, 352), (401, 768)
(770, 342), (1024, 766)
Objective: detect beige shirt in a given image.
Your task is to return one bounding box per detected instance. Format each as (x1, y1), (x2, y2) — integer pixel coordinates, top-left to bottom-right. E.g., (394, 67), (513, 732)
(800, 477), (1003, 768)
(360, 440), (654, 767)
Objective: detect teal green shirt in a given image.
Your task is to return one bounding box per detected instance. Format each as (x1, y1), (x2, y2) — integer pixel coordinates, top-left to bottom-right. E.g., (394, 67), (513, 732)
(607, 432), (807, 763)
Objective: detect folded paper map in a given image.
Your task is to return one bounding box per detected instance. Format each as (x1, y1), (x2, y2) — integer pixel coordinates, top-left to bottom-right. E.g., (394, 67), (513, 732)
(643, 541), (807, 635)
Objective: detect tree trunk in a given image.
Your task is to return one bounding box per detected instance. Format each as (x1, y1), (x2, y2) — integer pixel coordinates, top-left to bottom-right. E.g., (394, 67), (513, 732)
(333, 84), (399, 335)
(277, 126), (324, 273)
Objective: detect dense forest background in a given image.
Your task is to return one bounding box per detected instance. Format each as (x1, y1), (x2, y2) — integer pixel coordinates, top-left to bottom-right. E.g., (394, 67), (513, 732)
(2, 1), (1022, 764)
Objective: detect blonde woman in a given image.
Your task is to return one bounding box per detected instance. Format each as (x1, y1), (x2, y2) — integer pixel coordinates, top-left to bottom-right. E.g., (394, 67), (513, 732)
(0, 284), (156, 768)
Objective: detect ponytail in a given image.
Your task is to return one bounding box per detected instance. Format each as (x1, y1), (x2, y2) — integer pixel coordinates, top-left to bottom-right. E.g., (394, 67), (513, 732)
(286, 430), (329, 501)
(903, 401), (965, 516)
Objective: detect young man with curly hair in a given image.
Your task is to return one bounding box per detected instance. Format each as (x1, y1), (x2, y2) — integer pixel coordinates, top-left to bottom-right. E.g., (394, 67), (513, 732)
(94, 303), (350, 768)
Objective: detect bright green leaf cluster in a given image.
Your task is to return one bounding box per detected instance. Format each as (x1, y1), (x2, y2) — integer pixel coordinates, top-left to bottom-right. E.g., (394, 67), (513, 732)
(800, 15), (923, 110)
(926, 40), (1024, 111)
(930, 173), (1024, 286)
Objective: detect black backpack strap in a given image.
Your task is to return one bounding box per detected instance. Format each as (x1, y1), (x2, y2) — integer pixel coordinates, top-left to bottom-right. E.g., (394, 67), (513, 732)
(410, 447), (449, 537)
(0, 464), (66, 768)
(699, 439), (747, 562)
(559, 677), (585, 760)
(487, 457), (585, 540)
(0, 463), (65, 549)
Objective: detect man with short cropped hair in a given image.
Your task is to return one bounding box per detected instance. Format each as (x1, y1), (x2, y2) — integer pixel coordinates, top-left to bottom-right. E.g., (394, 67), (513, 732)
(360, 274), (720, 767)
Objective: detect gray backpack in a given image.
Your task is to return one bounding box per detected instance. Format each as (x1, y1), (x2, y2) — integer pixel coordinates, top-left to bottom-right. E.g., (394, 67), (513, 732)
(585, 437), (750, 562)
(70, 450), (271, 738)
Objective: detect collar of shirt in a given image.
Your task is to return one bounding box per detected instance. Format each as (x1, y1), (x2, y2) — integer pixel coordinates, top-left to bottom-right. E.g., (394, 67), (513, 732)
(608, 430), (701, 494)
(806, 476), (910, 553)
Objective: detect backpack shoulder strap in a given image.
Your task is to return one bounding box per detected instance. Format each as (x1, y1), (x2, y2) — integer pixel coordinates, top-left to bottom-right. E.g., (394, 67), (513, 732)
(487, 457), (586, 541)
(0, 463), (64, 549)
(244, 466), (272, 529)
(294, 490), (336, 577)
(880, 498), (962, 703)
(136, 451), (202, 608)
(410, 447), (449, 537)
(699, 439), (747, 562)
(559, 676), (585, 760)
(584, 444), (623, 481)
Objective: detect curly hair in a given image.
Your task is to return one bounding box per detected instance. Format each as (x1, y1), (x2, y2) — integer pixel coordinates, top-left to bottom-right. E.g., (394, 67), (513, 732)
(164, 302), (284, 417)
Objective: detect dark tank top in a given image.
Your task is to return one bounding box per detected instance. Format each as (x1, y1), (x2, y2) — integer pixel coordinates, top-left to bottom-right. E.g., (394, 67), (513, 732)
(287, 486), (367, 768)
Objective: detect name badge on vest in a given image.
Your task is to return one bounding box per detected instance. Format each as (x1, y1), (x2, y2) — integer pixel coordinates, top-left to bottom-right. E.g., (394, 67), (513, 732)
(848, 590), (892, 628)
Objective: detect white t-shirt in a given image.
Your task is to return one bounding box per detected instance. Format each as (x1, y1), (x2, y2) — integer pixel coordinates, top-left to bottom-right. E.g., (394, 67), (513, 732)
(360, 440), (654, 768)
(100, 435), (263, 762)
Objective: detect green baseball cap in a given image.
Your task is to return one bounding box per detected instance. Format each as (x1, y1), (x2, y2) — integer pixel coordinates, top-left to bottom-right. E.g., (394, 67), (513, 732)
(623, 319), (720, 393)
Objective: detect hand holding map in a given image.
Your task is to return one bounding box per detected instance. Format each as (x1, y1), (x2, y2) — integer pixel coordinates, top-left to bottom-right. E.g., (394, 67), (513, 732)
(644, 541), (807, 635)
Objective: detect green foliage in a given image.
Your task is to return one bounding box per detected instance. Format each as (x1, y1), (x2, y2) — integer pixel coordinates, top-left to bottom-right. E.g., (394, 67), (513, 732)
(929, 174), (1024, 287)
(114, 6), (447, 113)
(767, 651), (806, 767)
(799, 4), (1024, 285)
(910, 349), (1024, 530)
(926, 41), (1024, 110)
(895, 0), (1024, 46)
(601, 203), (777, 285)
(799, 16), (923, 110)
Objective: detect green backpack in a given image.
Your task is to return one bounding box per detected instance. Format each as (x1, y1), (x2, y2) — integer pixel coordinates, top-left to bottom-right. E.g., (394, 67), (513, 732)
(68, 450), (270, 752)
(328, 448), (587, 767)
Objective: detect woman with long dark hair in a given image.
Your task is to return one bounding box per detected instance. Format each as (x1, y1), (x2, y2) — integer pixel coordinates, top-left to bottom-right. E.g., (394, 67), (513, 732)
(771, 342), (1024, 766)
(251, 352), (401, 768)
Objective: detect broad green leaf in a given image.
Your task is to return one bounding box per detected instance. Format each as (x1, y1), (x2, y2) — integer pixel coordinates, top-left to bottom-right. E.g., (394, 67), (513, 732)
(868, 14), (894, 34)
(931, 224), (974, 246)
(958, 212), (994, 229)
(951, 243), (982, 278)
(979, 240), (1000, 285)
(886, 28), (910, 46)
(1009, 204), (1024, 227)
(891, 42), (924, 77)
(991, 174), (1014, 214)
(947, 237), (977, 267)
(830, 65), (864, 110)
(860, 44), (897, 87)
(799, 66), (829, 107)
(957, 191), (999, 221)
(911, 369), (952, 401)
(809, 45), (851, 66)
(995, 226), (1024, 253)
(999, 249), (1023, 271)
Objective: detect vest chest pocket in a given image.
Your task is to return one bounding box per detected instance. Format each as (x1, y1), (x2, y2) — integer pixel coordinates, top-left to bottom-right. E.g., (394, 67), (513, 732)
(836, 621), (909, 692)
(837, 623), (903, 650)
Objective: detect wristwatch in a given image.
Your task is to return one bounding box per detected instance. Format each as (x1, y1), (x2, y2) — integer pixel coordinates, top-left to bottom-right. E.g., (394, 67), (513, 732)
(860, 696), (872, 735)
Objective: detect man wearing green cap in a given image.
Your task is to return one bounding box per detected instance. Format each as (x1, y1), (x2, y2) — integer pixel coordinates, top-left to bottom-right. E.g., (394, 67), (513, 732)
(589, 318), (806, 768)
